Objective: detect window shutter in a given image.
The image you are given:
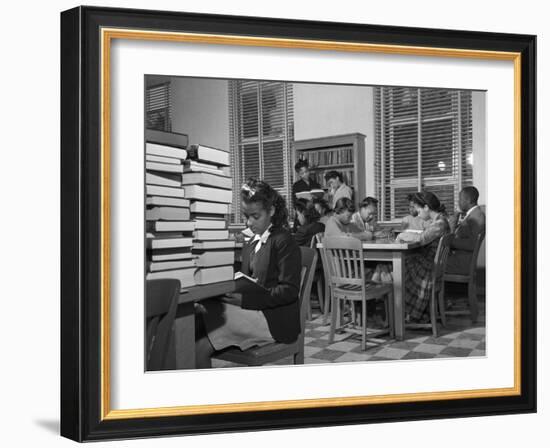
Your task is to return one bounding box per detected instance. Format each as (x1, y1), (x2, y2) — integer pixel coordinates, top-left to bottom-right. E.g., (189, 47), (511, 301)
(145, 82), (171, 131)
(375, 87), (473, 220)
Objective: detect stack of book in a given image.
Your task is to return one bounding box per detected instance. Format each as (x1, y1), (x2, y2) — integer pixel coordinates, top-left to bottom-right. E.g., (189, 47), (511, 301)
(183, 144), (235, 286)
(145, 130), (197, 289)
(145, 130), (235, 290)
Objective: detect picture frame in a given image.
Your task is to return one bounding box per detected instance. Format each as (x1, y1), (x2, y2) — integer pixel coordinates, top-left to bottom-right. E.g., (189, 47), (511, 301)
(60, 5), (536, 441)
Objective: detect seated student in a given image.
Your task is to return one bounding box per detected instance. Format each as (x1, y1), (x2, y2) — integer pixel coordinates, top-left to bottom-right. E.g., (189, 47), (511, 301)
(312, 197), (332, 225)
(401, 194), (430, 231)
(291, 159), (322, 231)
(195, 178), (302, 368)
(446, 186), (486, 275)
(396, 192), (450, 322)
(324, 197), (373, 241)
(351, 196), (393, 239)
(293, 199), (325, 247)
(324, 170), (353, 208)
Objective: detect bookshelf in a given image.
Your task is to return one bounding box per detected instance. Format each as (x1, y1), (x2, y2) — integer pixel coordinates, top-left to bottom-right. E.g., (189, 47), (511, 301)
(294, 133), (366, 208)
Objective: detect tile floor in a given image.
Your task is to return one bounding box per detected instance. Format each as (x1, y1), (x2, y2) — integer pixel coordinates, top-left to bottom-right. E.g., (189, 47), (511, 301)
(212, 289), (486, 368)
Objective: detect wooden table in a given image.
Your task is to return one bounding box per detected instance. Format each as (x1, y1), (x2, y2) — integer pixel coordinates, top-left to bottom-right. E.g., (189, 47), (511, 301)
(317, 240), (420, 340)
(174, 281), (234, 369)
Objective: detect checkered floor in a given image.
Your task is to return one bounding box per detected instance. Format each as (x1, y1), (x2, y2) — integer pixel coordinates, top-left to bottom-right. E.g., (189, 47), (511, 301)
(212, 290), (485, 368)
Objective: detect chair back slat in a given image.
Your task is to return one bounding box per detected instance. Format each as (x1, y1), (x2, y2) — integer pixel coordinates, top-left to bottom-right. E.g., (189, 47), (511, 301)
(298, 247), (318, 331)
(432, 234), (454, 287)
(322, 236), (365, 290)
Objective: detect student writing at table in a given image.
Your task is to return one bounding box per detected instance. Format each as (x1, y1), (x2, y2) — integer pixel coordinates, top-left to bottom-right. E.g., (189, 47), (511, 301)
(324, 197), (373, 241)
(401, 193), (431, 231)
(351, 196), (394, 239)
(195, 179), (302, 368)
(396, 191), (450, 323)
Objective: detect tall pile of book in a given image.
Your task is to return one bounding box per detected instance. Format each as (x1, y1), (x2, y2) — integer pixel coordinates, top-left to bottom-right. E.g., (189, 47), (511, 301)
(145, 129), (235, 291)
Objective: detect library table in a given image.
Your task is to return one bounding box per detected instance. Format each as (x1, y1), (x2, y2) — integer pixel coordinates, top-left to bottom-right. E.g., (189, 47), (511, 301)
(174, 281), (234, 369)
(317, 240), (420, 340)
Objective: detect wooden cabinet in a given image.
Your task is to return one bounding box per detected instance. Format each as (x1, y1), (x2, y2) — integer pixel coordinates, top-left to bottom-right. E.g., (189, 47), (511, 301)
(294, 133), (366, 208)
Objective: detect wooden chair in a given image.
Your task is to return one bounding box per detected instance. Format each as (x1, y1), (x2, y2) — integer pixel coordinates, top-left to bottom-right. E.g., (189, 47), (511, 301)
(213, 247), (317, 366)
(146, 278), (180, 371)
(443, 232), (485, 323)
(322, 236), (394, 351)
(406, 234), (454, 337)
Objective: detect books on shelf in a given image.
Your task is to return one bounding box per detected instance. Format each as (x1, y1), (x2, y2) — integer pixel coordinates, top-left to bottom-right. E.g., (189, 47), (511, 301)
(193, 229), (229, 240)
(148, 259), (196, 272)
(146, 161), (184, 174)
(146, 207), (190, 221)
(146, 236), (193, 250)
(146, 154), (182, 165)
(194, 265), (233, 285)
(146, 172), (181, 188)
(187, 144), (230, 167)
(190, 201), (230, 215)
(146, 185), (185, 198)
(180, 172), (232, 190)
(146, 129), (189, 149)
(146, 267), (195, 289)
(148, 221), (195, 232)
(193, 250), (235, 267)
(184, 185), (232, 203)
(146, 196), (189, 208)
(145, 142), (188, 160)
(302, 145), (353, 167)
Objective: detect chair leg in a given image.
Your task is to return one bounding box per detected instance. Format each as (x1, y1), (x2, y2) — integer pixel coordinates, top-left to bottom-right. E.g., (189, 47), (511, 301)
(361, 300), (366, 351)
(294, 349), (305, 364)
(387, 292), (395, 338)
(329, 296), (338, 344)
(306, 290), (312, 321)
(430, 294), (438, 337)
(468, 278), (479, 323)
(316, 278), (324, 313)
(323, 280), (331, 325)
(438, 285), (447, 327)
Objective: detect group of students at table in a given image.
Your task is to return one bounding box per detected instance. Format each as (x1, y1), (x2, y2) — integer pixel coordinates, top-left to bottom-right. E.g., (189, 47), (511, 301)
(193, 162), (485, 368)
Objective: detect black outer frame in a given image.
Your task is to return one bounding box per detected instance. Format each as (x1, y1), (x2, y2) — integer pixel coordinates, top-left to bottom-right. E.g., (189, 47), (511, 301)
(60, 5), (536, 442)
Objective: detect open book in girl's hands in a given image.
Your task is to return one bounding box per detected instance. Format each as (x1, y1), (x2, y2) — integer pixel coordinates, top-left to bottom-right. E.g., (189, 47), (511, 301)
(232, 272), (270, 297)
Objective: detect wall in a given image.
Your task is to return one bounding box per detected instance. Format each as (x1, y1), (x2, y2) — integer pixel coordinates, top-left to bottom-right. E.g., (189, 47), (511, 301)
(170, 77), (230, 150)
(293, 82), (376, 195)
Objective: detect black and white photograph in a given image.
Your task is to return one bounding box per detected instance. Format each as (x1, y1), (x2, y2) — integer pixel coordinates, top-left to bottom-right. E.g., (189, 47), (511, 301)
(144, 76), (487, 371)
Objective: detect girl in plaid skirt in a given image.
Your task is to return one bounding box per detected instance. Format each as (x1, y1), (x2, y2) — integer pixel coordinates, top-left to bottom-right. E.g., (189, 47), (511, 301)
(397, 192), (450, 322)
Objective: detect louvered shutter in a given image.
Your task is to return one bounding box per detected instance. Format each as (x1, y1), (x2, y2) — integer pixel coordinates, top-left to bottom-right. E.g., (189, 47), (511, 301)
(146, 82), (171, 131)
(375, 87), (473, 220)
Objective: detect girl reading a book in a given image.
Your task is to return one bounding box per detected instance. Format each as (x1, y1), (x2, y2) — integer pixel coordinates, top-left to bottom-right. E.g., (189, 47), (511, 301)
(195, 178), (302, 368)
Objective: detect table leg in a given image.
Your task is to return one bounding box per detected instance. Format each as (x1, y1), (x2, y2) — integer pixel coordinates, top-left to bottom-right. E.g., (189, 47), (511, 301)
(392, 252), (405, 340)
(173, 302), (196, 369)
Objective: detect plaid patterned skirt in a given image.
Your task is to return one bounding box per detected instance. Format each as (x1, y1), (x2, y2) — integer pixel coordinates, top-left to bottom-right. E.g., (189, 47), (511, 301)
(404, 242), (438, 322)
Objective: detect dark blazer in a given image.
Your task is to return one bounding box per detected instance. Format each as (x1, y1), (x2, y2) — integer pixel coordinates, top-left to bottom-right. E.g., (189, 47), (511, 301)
(291, 178), (321, 206)
(240, 227), (302, 343)
(447, 205), (486, 274)
(294, 221), (325, 247)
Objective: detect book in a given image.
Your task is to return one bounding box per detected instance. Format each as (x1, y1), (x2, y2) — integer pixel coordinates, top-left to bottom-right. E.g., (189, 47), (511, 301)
(145, 142), (188, 160)
(193, 229), (229, 240)
(146, 207), (190, 221)
(146, 267), (195, 289)
(146, 161), (184, 174)
(180, 172), (232, 190)
(146, 129), (189, 149)
(150, 248), (193, 262)
(231, 271), (270, 299)
(148, 259), (196, 272)
(146, 185), (185, 198)
(146, 154), (182, 165)
(148, 221), (195, 232)
(146, 196), (189, 208)
(184, 185), (232, 203)
(183, 160), (225, 176)
(190, 201), (230, 215)
(193, 240), (236, 250)
(146, 237), (193, 250)
(193, 219), (227, 230)
(194, 250), (235, 267)
(146, 172), (181, 188)
(194, 265), (234, 285)
(295, 189), (325, 201)
(187, 144), (230, 167)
